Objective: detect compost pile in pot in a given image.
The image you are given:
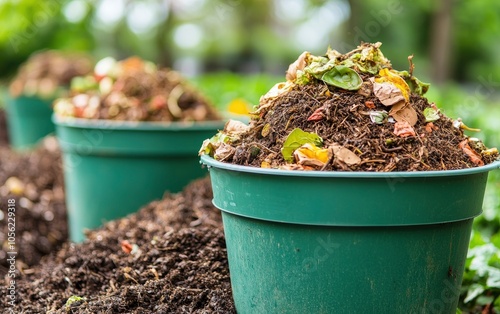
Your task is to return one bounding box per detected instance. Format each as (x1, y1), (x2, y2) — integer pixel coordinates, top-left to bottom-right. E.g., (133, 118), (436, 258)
(0, 137), (67, 271)
(201, 43), (499, 171)
(0, 178), (235, 313)
(54, 56), (221, 122)
(9, 50), (93, 99)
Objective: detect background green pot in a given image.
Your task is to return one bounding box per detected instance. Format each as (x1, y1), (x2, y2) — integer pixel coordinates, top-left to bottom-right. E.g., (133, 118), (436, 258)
(201, 155), (500, 314)
(5, 95), (55, 150)
(55, 116), (225, 242)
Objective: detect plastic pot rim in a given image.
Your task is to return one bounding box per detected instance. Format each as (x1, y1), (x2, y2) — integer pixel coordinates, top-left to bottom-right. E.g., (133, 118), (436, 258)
(200, 154), (500, 178)
(52, 114), (226, 131)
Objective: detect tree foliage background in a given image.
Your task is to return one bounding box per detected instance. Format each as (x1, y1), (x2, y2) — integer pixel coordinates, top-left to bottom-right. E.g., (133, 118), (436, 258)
(1, 0), (500, 86)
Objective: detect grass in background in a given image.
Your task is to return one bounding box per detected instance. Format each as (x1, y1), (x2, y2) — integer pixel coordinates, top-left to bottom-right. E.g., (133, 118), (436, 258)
(191, 72), (281, 112)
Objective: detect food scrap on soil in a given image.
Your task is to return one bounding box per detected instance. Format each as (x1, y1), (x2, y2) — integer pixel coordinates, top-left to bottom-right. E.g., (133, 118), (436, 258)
(54, 56), (221, 122)
(200, 42), (499, 171)
(9, 50), (93, 99)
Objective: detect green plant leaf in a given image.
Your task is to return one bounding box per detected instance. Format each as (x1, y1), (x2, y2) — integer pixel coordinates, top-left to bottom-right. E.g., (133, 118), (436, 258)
(476, 295), (495, 306)
(486, 267), (500, 288)
(423, 107), (440, 122)
(281, 128), (323, 163)
(494, 296), (500, 312)
(464, 283), (485, 303)
(320, 66), (362, 90)
(469, 231), (487, 248)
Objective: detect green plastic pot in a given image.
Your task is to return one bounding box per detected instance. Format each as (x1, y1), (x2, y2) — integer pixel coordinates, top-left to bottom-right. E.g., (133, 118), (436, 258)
(55, 116), (225, 242)
(201, 155), (500, 314)
(5, 95), (55, 150)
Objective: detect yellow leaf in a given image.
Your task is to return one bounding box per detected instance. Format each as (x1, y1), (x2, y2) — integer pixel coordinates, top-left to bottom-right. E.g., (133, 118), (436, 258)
(227, 98), (252, 116)
(294, 143), (330, 168)
(261, 123), (271, 137)
(261, 161), (271, 168)
(375, 68), (410, 102)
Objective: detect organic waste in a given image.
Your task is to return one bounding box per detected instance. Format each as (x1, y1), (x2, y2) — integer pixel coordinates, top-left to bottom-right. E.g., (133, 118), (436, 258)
(200, 43), (499, 171)
(0, 130), (496, 312)
(0, 178), (235, 313)
(0, 137), (67, 271)
(9, 50), (93, 99)
(53, 57), (221, 122)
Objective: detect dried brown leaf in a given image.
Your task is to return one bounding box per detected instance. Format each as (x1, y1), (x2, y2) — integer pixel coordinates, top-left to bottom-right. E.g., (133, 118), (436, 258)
(330, 143), (361, 165)
(389, 102), (418, 126)
(372, 80), (405, 107)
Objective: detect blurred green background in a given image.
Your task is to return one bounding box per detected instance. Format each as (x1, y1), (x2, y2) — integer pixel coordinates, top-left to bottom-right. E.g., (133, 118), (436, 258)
(1, 0), (500, 122)
(1, 0), (500, 134)
(0, 1), (499, 311)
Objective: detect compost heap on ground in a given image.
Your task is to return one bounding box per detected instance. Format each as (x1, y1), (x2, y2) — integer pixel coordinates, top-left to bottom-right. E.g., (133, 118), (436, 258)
(0, 137), (67, 272)
(0, 178), (235, 313)
(9, 50), (93, 99)
(53, 57), (221, 122)
(200, 42), (499, 171)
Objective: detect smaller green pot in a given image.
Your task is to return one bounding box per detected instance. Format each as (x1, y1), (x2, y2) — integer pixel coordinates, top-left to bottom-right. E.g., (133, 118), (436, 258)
(5, 95), (55, 150)
(55, 116), (225, 242)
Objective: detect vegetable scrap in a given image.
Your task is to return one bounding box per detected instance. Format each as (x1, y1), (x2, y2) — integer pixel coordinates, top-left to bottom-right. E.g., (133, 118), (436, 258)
(54, 57), (221, 122)
(200, 42), (499, 171)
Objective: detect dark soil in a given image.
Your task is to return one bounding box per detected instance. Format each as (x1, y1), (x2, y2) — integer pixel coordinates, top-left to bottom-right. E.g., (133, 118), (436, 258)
(0, 137), (67, 272)
(0, 178), (236, 313)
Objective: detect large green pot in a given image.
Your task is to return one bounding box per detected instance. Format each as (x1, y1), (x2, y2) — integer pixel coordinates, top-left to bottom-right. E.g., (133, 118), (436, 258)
(201, 155), (500, 314)
(5, 95), (55, 150)
(55, 116), (225, 242)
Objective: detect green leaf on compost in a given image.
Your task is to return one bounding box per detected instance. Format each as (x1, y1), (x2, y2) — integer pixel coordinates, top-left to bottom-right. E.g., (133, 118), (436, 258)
(281, 128), (323, 163)
(341, 42), (391, 74)
(320, 66), (362, 90)
(198, 132), (230, 157)
(369, 110), (388, 124)
(423, 107), (440, 122)
(307, 56), (331, 73)
(66, 295), (85, 310)
(295, 70), (310, 85)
